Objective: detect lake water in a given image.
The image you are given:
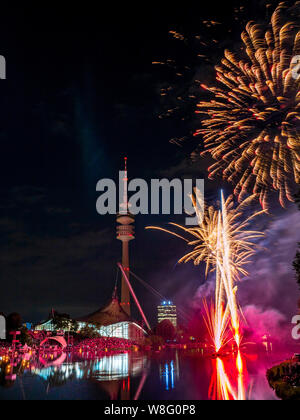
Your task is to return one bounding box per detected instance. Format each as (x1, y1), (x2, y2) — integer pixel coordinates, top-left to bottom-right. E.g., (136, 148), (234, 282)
(0, 349), (282, 400)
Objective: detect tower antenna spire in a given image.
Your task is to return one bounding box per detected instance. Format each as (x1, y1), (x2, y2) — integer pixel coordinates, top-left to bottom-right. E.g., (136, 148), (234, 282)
(121, 157), (129, 214)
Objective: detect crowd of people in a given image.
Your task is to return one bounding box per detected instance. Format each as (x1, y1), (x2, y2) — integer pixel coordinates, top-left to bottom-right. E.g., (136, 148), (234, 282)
(73, 336), (139, 356)
(0, 335), (139, 354)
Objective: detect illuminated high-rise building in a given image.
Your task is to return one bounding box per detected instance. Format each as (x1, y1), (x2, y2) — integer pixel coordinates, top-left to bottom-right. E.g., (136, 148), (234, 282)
(157, 301), (177, 328)
(116, 158), (135, 317)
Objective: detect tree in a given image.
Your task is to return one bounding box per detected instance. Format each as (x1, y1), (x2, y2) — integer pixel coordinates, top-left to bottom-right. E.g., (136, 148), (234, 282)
(52, 312), (78, 332)
(70, 320), (79, 333)
(156, 320), (176, 341)
(144, 335), (165, 348)
(6, 313), (22, 330)
(294, 251), (300, 288)
(79, 325), (101, 339)
(294, 191), (300, 289)
(20, 326), (33, 346)
(6, 313), (22, 341)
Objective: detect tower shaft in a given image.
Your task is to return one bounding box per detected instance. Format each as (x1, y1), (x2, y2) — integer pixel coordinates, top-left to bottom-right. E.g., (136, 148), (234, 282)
(117, 157), (135, 317)
(121, 241), (131, 316)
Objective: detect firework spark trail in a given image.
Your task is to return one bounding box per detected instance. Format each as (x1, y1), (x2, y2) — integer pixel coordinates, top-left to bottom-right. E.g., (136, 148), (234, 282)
(215, 212), (226, 351)
(194, 2), (300, 209)
(215, 358), (237, 400)
(220, 191), (241, 348)
(202, 299), (231, 353)
(209, 353), (247, 400)
(203, 192), (241, 349)
(236, 351), (246, 401)
(147, 191), (265, 351)
(203, 208), (232, 352)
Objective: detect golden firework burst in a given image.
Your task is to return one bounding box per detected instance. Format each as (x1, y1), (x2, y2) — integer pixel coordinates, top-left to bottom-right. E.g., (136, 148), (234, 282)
(194, 3), (300, 209)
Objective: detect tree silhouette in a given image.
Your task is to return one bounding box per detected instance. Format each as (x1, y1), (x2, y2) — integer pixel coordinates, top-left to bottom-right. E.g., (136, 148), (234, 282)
(6, 313), (22, 342)
(52, 311), (78, 332)
(294, 191), (300, 289)
(156, 320), (176, 341)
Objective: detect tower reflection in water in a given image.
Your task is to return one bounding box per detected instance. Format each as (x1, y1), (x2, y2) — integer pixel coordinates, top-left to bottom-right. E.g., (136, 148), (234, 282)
(31, 352), (149, 400)
(209, 352), (249, 401)
(159, 351), (180, 391)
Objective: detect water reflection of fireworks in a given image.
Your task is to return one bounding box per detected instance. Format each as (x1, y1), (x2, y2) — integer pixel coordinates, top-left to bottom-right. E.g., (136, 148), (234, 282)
(209, 352), (250, 401)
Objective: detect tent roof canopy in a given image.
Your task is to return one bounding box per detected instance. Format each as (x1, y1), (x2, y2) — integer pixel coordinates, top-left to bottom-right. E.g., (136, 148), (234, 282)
(78, 298), (131, 327)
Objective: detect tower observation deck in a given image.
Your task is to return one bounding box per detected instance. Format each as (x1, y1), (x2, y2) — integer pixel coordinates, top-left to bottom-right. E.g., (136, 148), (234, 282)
(116, 157), (135, 317)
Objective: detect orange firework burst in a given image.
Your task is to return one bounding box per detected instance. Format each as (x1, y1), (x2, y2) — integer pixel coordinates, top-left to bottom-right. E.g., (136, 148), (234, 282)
(147, 191), (265, 351)
(194, 2), (300, 209)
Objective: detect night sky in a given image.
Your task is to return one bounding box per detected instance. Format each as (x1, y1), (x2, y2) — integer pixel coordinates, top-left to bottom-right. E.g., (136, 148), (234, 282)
(0, 1), (299, 332)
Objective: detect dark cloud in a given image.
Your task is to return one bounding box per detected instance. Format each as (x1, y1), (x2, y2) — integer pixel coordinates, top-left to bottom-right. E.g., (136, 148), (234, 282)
(0, 189), (118, 322)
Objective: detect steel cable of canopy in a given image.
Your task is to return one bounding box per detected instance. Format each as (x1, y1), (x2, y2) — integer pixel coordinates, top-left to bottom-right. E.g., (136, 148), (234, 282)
(128, 269), (192, 323)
